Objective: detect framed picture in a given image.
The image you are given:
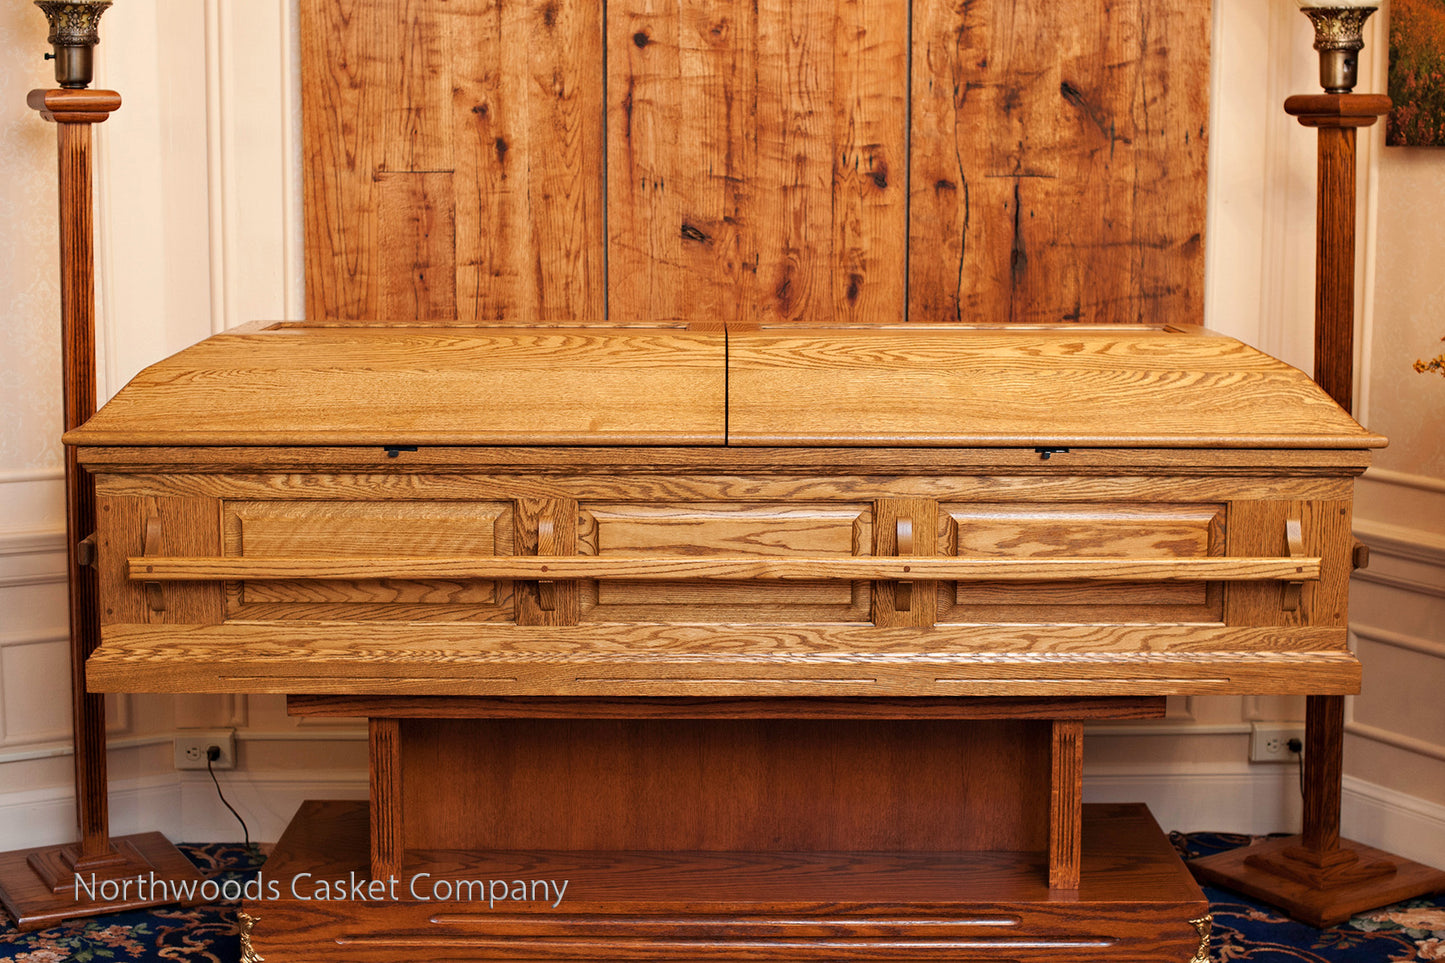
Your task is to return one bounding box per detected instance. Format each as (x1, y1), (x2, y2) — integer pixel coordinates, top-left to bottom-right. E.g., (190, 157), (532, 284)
(1388, 0), (1445, 145)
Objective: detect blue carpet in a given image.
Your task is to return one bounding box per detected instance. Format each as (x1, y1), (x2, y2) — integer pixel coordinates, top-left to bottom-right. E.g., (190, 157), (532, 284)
(1, 836), (1442, 961)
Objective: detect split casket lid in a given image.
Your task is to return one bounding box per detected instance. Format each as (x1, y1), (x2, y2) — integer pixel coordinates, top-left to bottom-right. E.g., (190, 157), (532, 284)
(64, 322), (1385, 452)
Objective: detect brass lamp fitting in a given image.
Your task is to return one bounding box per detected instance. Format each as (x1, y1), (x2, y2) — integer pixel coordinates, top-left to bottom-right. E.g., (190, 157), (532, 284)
(35, 0), (113, 89)
(1297, 2), (1379, 94)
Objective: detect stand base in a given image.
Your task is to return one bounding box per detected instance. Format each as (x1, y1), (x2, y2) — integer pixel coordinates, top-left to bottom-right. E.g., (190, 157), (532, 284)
(0, 833), (205, 932)
(1191, 835), (1445, 928)
(243, 801), (1211, 962)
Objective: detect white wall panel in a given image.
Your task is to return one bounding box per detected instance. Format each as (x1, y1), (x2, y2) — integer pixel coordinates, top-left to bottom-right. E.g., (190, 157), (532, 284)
(1, 640), (72, 746)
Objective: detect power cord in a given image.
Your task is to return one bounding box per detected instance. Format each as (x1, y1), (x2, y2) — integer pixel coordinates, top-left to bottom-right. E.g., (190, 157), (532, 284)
(206, 745), (253, 854)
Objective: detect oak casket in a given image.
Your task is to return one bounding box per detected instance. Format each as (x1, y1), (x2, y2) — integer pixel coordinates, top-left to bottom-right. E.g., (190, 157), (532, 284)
(69, 321), (1382, 699)
(64, 320), (1382, 963)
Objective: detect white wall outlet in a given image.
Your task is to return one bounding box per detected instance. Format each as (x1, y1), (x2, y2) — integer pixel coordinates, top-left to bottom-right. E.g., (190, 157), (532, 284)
(1250, 722), (1306, 763)
(174, 729), (236, 770)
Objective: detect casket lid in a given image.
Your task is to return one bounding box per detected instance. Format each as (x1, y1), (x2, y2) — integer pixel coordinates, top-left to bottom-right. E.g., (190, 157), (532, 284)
(65, 322), (1385, 450)
(66, 323), (729, 447)
(725, 325), (1385, 449)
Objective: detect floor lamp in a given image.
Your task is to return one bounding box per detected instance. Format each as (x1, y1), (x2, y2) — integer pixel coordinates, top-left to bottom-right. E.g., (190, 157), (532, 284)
(1192, 0), (1445, 926)
(0, 0), (203, 931)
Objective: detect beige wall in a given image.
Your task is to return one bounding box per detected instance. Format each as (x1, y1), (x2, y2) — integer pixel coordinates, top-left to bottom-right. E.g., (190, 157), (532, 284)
(0, 0), (1439, 856)
(1342, 107), (1445, 859)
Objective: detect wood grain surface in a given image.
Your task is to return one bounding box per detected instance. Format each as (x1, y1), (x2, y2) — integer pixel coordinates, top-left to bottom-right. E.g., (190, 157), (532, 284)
(301, 0), (605, 322)
(85, 622), (1361, 696)
(126, 553), (1321, 584)
(1313, 127), (1359, 411)
(287, 694), (1168, 720)
(223, 500), (508, 620)
(727, 328), (1385, 448)
(398, 718), (1048, 851)
(74, 442), (1378, 475)
(1049, 720), (1083, 891)
(908, 0), (1208, 325)
(66, 325), (1384, 450)
(300, 0), (1206, 327)
(89, 473), (1358, 519)
(245, 802), (1207, 962)
(369, 718), (403, 881)
(606, 0), (907, 323)
(67, 328), (725, 446)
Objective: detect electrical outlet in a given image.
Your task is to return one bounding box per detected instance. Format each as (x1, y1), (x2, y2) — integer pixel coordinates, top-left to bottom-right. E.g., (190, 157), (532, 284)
(1250, 723), (1305, 763)
(174, 730), (236, 771)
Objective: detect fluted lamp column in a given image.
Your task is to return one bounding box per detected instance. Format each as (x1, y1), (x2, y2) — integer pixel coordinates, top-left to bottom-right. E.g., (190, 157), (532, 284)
(0, 0), (204, 931)
(1191, 0), (1445, 927)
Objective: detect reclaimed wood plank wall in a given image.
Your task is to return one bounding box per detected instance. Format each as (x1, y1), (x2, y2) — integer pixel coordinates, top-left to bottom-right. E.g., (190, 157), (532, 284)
(300, 0), (1209, 325)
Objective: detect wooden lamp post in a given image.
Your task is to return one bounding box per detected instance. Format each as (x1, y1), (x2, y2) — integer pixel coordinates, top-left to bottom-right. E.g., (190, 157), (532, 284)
(0, 0), (203, 931)
(1192, 0), (1445, 926)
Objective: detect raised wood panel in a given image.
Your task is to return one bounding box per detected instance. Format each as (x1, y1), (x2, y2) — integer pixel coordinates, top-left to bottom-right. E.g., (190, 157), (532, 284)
(585, 503), (870, 619)
(221, 500), (510, 620)
(939, 502), (1225, 623)
(948, 505), (1218, 560)
(908, 0), (1209, 325)
(301, 0), (605, 322)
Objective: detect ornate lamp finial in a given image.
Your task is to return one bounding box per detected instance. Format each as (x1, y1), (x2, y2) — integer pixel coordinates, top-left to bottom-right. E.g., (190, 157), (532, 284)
(35, 0), (114, 89)
(1296, 1), (1379, 93)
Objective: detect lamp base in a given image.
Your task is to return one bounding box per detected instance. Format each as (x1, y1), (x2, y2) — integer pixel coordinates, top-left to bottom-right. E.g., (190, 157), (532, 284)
(0, 833), (205, 932)
(1191, 835), (1445, 928)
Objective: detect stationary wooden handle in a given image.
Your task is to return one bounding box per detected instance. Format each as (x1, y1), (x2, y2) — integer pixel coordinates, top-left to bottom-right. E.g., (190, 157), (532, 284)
(141, 514), (166, 613)
(1283, 515), (1307, 613)
(128, 555), (1322, 584)
(536, 516), (557, 612)
(894, 519), (914, 612)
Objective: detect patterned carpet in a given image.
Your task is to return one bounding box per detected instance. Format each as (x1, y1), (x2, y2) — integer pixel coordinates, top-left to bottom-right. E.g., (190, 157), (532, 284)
(0, 836), (1442, 961)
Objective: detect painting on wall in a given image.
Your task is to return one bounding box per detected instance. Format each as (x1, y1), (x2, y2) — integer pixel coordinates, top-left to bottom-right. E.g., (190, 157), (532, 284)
(1389, 0), (1445, 145)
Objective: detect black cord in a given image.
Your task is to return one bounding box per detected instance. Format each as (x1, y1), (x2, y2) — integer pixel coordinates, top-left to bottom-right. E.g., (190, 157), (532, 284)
(207, 747), (252, 853)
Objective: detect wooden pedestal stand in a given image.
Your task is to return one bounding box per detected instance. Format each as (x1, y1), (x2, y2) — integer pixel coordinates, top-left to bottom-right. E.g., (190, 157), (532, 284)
(241, 696), (1211, 963)
(0, 89), (202, 932)
(1191, 93), (1445, 928)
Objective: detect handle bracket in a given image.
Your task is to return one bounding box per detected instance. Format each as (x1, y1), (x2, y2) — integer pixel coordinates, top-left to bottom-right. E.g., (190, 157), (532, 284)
(894, 519), (914, 612)
(1283, 516), (1306, 613)
(142, 513), (166, 614)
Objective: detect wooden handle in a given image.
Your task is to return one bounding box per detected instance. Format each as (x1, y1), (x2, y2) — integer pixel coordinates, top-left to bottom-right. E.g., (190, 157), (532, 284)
(128, 555), (1322, 584)
(536, 516), (557, 612)
(1284, 515), (1306, 613)
(894, 519), (914, 612)
(141, 513), (166, 614)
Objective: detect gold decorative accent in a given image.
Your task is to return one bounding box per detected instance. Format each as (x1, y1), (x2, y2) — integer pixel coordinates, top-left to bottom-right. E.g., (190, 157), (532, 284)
(1188, 914), (1213, 963)
(34, 0), (112, 88)
(238, 911), (265, 963)
(1301, 7), (1375, 53)
(1298, 6), (1379, 95)
(34, 0), (112, 47)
